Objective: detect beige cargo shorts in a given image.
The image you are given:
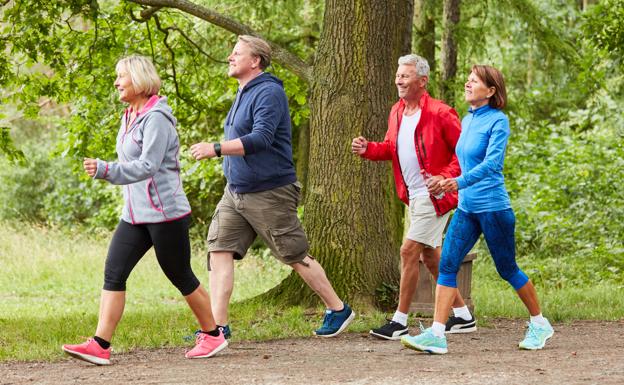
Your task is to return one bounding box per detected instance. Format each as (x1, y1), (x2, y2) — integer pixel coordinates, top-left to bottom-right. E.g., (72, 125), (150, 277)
(207, 182), (309, 267)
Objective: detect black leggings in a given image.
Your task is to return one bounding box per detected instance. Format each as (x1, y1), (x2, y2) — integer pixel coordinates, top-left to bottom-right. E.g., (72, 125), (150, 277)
(103, 215), (200, 296)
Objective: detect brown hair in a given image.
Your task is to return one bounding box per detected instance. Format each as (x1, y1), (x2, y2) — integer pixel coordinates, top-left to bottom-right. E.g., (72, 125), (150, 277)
(238, 35), (272, 70)
(471, 65), (507, 110)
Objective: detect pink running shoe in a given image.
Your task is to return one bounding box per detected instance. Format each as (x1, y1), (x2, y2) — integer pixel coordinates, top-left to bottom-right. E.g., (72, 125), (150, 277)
(62, 338), (111, 365)
(185, 331), (228, 359)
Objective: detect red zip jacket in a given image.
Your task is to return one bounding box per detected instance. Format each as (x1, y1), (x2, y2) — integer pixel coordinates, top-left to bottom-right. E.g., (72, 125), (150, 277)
(362, 92), (461, 215)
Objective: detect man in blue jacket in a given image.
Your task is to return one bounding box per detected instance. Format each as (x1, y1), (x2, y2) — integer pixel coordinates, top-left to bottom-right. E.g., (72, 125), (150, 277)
(191, 35), (354, 339)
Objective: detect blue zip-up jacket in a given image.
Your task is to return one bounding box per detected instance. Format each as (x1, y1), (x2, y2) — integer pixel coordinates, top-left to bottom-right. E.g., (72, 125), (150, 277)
(223, 72), (297, 193)
(455, 104), (511, 213)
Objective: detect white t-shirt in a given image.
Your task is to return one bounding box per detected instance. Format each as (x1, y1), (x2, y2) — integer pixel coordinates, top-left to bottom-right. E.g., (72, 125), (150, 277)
(397, 111), (428, 199)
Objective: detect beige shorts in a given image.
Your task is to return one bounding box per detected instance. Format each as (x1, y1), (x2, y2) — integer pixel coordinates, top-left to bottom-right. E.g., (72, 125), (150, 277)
(207, 182), (309, 266)
(406, 196), (450, 248)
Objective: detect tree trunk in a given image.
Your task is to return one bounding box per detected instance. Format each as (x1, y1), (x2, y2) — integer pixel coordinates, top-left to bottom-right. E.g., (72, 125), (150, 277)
(264, 0), (413, 306)
(413, 0), (436, 75)
(439, 0), (460, 104)
(295, 120), (310, 200)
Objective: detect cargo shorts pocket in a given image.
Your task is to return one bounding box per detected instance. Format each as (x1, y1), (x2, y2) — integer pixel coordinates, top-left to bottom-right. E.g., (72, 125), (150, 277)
(268, 224), (309, 263)
(207, 209), (219, 243)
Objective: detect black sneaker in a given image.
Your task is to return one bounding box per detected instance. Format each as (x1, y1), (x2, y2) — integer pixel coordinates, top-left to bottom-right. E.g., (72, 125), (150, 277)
(369, 320), (408, 340)
(218, 325), (232, 339)
(445, 315), (477, 334)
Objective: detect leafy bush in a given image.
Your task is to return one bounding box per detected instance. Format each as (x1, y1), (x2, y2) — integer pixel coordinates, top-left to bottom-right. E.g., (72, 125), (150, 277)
(0, 146), (122, 228)
(501, 97), (624, 286)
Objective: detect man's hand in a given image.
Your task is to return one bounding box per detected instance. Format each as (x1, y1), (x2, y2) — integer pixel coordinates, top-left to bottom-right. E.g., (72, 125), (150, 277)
(83, 158), (97, 177)
(438, 178), (459, 192)
(424, 173), (445, 196)
(190, 142), (216, 160)
(351, 136), (368, 155)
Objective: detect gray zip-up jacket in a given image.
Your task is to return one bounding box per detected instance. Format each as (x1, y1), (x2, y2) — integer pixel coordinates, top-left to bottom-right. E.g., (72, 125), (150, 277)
(94, 96), (191, 224)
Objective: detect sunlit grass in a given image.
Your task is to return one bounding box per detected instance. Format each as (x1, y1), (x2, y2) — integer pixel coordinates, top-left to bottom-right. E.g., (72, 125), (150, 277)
(1, 223), (622, 361)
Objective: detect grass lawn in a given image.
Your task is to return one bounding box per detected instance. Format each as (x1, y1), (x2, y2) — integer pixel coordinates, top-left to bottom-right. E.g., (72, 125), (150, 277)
(1, 223), (622, 361)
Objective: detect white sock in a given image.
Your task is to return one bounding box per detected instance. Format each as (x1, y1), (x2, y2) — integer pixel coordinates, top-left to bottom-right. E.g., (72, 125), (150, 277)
(452, 306), (472, 321)
(391, 311), (408, 326)
(530, 314), (550, 327)
(431, 322), (446, 337)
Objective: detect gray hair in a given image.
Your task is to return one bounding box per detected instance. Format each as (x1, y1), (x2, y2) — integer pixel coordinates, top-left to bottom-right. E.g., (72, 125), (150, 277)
(397, 54), (430, 77)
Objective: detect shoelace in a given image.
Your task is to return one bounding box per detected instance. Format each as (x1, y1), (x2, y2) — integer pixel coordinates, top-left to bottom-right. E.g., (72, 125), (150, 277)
(418, 321), (426, 333)
(322, 311), (335, 328)
(525, 323), (540, 341)
(183, 329), (201, 342)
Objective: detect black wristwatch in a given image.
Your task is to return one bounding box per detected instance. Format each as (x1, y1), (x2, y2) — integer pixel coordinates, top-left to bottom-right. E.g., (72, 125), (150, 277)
(213, 142), (222, 157)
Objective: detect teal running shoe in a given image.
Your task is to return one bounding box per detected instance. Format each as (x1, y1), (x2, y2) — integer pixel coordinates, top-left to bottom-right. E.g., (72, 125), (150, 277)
(519, 321), (554, 350)
(401, 323), (448, 354)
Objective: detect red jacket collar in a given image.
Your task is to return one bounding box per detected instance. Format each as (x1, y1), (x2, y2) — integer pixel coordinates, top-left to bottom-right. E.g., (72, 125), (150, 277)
(397, 91), (430, 114)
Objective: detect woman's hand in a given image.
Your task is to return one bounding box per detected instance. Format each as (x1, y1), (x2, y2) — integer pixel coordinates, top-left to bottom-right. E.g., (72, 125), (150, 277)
(83, 158), (98, 177)
(438, 178), (459, 192)
(351, 136), (368, 155)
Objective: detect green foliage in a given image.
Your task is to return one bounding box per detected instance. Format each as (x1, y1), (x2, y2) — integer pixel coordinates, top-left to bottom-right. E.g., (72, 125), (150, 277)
(0, 126), (25, 163)
(505, 120), (624, 286)
(0, 145), (121, 227)
(583, 0), (624, 61)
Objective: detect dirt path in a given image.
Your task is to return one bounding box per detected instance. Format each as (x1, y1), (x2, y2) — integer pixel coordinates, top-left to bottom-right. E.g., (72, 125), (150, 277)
(2, 319), (623, 385)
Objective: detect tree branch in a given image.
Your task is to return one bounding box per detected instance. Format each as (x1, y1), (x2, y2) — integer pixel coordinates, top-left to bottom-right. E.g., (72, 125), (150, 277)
(141, 6), (162, 20)
(127, 0), (312, 83)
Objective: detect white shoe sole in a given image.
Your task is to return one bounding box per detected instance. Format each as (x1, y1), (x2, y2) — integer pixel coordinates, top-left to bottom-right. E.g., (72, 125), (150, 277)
(186, 340), (229, 359)
(369, 330), (408, 340)
(519, 331), (554, 350)
(62, 347), (111, 365)
(314, 311), (356, 338)
(445, 324), (477, 334)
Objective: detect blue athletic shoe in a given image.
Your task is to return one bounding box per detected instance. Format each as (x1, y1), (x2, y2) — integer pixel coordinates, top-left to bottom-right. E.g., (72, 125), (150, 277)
(519, 321), (554, 350)
(401, 323), (448, 354)
(184, 325), (231, 342)
(314, 303), (355, 337)
(218, 325), (232, 340)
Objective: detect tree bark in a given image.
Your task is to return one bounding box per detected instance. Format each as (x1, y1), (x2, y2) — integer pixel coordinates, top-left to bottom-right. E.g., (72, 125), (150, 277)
(265, 0), (412, 305)
(439, 0), (460, 104)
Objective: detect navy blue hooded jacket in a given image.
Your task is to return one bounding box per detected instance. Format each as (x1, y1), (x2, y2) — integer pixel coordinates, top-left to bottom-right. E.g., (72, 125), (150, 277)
(223, 72), (297, 193)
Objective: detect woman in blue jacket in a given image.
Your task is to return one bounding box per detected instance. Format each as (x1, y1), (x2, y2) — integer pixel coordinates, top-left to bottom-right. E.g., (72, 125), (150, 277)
(401, 65), (554, 354)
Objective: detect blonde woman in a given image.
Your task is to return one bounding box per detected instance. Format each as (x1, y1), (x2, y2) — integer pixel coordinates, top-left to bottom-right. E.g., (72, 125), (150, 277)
(62, 56), (226, 365)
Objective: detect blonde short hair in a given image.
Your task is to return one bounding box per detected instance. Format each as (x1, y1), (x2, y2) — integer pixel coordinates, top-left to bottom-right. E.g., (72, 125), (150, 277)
(115, 55), (161, 96)
(238, 35), (272, 70)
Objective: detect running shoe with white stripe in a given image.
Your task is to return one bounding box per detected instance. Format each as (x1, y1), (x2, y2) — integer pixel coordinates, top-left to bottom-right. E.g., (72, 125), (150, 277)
(445, 315), (477, 334)
(369, 320), (409, 340)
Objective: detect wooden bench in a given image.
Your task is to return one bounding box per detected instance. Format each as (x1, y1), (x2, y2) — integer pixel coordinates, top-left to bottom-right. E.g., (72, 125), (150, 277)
(409, 252), (477, 316)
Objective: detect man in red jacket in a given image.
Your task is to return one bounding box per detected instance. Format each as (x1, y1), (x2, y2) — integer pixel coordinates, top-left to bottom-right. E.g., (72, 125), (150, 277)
(352, 54), (476, 340)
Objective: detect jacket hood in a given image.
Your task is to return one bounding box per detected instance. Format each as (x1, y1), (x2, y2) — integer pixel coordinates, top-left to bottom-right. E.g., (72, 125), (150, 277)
(134, 95), (177, 127)
(243, 72), (284, 92)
